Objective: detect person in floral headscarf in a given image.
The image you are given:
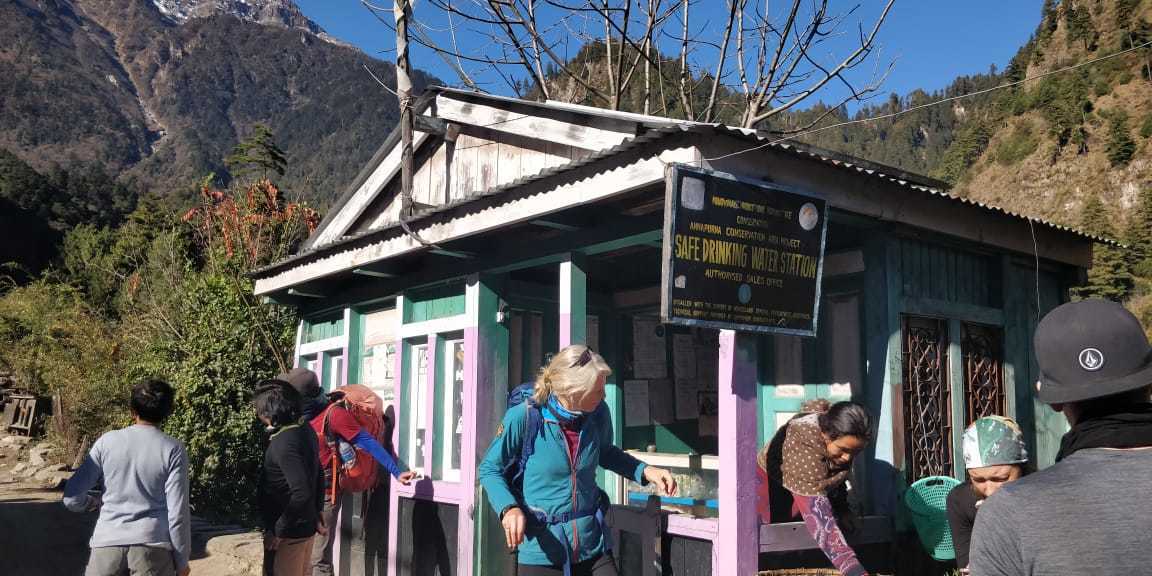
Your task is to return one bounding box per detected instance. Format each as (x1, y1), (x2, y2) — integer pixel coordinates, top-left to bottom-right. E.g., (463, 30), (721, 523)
(946, 416), (1029, 574)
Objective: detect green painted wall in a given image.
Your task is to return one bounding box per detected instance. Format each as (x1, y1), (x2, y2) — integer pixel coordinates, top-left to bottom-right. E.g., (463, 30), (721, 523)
(301, 316), (344, 343)
(404, 285), (466, 323)
(898, 237), (996, 307)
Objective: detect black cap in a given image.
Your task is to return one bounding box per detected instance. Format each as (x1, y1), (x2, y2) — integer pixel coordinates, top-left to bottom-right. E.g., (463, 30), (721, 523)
(1034, 299), (1152, 404)
(277, 367), (322, 399)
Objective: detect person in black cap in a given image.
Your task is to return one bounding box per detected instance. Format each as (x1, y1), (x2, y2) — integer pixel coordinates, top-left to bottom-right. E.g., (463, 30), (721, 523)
(970, 298), (1152, 576)
(277, 367), (328, 422)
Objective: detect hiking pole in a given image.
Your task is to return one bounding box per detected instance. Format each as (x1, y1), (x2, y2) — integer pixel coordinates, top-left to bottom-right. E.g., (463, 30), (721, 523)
(509, 546), (519, 576)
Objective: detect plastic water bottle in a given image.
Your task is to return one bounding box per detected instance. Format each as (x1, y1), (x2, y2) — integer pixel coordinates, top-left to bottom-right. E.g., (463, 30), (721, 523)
(337, 440), (358, 475)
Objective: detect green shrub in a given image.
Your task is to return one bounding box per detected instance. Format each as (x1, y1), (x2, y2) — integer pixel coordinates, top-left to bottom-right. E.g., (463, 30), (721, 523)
(993, 122), (1040, 165)
(1140, 113), (1152, 139)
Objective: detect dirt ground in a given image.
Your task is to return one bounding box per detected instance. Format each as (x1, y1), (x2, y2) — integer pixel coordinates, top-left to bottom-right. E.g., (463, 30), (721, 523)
(0, 436), (264, 576)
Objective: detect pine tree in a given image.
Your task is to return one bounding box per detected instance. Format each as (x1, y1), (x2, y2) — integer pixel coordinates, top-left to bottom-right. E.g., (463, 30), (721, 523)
(1073, 196), (1133, 302)
(225, 124), (287, 182)
(1125, 186), (1152, 280)
(1105, 111), (1136, 167)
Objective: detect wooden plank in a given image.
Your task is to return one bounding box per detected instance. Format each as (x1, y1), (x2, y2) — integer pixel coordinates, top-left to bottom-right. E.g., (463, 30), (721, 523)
(759, 517), (892, 552)
(946, 250), (957, 303)
(903, 298), (1005, 326)
(435, 95), (631, 151)
(428, 144), (447, 206)
(451, 135), (479, 200)
(521, 147), (548, 179)
(474, 138), (499, 192)
(411, 147), (432, 206)
(948, 319), (965, 478)
(496, 140), (522, 188)
(546, 142), (571, 168)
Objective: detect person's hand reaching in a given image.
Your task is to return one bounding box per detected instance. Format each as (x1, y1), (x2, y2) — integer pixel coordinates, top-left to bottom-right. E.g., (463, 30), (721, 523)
(642, 466), (677, 496)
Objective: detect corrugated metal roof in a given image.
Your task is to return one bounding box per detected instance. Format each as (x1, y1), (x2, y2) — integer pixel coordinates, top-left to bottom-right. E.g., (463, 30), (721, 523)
(255, 90), (1112, 278)
(692, 124), (1115, 245)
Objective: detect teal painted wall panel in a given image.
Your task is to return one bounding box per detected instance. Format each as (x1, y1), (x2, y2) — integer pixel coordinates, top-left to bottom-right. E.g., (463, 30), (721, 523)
(899, 238), (995, 307)
(405, 285), (466, 323)
(302, 316), (344, 343)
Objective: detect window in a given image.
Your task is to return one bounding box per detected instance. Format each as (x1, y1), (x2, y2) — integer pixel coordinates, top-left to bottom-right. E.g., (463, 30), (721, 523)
(961, 323), (1005, 425)
(441, 339), (465, 481)
(902, 316), (953, 481)
(408, 343), (429, 473)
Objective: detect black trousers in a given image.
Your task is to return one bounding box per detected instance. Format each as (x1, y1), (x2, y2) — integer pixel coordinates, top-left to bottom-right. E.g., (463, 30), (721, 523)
(518, 554), (618, 576)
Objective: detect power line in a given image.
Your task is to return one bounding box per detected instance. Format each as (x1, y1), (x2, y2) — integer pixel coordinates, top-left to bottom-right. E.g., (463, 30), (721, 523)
(699, 39), (1152, 164)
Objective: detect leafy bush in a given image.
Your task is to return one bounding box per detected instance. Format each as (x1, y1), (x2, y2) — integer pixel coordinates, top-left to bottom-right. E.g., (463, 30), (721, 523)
(1140, 113), (1152, 139)
(993, 121), (1040, 165)
(0, 282), (130, 448)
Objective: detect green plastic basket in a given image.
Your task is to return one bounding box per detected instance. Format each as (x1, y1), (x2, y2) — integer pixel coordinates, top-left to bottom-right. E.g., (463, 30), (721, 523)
(903, 475), (961, 561)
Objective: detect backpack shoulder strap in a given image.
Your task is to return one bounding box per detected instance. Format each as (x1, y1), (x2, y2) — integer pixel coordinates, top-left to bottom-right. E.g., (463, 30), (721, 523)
(515, 401), (543, 482)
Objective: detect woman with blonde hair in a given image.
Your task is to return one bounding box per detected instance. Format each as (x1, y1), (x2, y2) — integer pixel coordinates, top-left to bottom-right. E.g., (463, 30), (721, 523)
(479, 345), (677, 576)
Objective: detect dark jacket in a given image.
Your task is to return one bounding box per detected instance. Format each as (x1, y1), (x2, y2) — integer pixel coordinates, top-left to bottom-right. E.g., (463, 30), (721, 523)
(259, 423), (324, 538)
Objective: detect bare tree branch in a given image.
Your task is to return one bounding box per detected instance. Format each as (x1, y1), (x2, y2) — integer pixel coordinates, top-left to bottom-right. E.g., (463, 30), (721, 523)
(678, 0), (695, 119)
(703, 0), (739, 122)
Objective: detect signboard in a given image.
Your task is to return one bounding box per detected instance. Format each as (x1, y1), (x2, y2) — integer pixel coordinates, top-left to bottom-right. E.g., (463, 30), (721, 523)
(661, 165), (827, 336)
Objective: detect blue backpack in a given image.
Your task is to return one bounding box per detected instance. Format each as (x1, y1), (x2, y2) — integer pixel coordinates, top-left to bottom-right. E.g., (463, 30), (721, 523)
(503, 382), (544, 500)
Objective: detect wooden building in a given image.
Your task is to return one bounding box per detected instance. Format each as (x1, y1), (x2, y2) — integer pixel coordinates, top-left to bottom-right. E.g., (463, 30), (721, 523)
(251, 87), (1098, 575)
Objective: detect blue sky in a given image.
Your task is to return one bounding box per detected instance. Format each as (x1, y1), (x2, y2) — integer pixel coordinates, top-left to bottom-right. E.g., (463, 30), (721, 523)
(297, 1), (1043, 112)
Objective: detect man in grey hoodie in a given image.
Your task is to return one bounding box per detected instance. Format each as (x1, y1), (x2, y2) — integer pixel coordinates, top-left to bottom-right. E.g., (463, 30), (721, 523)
(64, 379), (192, 576)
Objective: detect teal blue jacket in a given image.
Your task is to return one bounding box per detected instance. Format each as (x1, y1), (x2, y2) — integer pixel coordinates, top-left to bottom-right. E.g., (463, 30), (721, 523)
(478, 400), (648, 566)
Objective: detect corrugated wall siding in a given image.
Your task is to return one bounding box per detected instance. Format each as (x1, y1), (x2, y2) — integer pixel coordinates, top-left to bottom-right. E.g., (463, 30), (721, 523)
(897, 238), (996, 307)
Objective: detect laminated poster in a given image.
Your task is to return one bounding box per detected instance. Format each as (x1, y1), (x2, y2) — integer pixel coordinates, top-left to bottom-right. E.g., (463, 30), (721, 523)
(623, 380), (651, 427)
(698, 392), (719, 436)
(674, 379), (700, 420)
(649, 379), (675, 425)
(632, 317), (668, 379)
(672, 334), (697, 378)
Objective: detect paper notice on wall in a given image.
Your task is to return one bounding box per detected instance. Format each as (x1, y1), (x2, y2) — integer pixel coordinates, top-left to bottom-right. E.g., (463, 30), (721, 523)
(363, 343), (396, 404)
(672, 334), (697, 378)
(698, 392), (719, 436)
(623, 380), (651, 427)
(675, 379), (700, 420)
(648, 379), (675, 424)
(632, 317), (667, 379)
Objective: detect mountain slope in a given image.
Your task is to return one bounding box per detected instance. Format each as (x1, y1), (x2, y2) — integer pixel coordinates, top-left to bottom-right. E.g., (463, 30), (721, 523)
(0, 0), (432, 206)
(780, 0), (1152, 228)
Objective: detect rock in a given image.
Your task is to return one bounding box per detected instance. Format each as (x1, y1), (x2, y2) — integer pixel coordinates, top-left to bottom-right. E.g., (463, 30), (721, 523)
(11, 462), (27, 474)
(28, 445), (53, 467)
(0, 435), (31, 447)
(34, 464), (69, 478)
(40, 474), (69, 490)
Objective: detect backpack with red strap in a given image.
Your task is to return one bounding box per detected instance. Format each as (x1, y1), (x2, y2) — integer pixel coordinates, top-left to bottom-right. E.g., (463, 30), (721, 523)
(320, 384), (385, 503)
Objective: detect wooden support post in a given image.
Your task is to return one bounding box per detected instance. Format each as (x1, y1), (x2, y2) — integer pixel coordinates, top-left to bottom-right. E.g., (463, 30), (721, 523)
(559, 254), (587, 349)
(716, 330), (759, 575)
(387, 295), (408, 576)
(863, 231), (901, 517)
(462, 274), (509, 576)
(344, 307), (363, 387)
